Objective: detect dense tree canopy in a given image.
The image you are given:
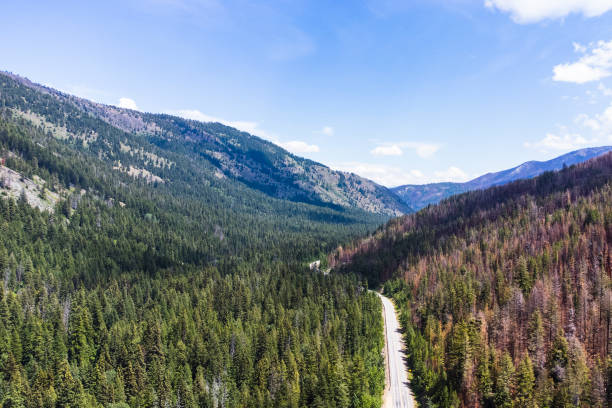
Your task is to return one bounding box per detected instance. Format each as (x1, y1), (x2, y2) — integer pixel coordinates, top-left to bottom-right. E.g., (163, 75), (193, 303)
(335, 154), (612, 407)
(0, 75), (387, 407)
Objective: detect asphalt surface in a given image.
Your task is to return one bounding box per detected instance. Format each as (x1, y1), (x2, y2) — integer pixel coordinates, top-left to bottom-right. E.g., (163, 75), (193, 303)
(377, 292), (416, 408)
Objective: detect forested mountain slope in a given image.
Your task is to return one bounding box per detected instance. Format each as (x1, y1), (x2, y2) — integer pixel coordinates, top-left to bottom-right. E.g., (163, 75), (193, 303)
(392, 146), (612, 210)
(0, 71), (387, 407)
(1, 71), (409, 216)
(333, 154), (612, 407)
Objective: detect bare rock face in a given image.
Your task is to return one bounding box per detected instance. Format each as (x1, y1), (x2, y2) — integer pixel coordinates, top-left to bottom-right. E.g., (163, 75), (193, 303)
(0, 165), (61, 212)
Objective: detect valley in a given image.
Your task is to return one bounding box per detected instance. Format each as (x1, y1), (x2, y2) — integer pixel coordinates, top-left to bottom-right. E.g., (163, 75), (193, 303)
(0, 72), (387, 408)
(0, 70), (610, 408)
(3, 2), (612, 407)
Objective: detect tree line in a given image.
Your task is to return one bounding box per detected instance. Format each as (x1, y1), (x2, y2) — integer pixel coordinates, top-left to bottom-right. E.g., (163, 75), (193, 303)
(335, 154), (612, 407)
(0, 76), (387, 407)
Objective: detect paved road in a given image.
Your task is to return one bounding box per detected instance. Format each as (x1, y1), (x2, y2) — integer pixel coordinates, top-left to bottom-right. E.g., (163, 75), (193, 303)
(377, 292), (416, 408)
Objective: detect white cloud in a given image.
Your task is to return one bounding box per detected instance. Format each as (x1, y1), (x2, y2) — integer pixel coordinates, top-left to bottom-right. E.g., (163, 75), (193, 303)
(530, 42), (612, 153)
(581, 101), (612, 132)
(314, 126), (335, 136)
(279, 141), (320, 154)
(553, 40), (612, 84)
(575, 113), (601, 130)
(600, 103), (612, 128)
(371, 145), (403, 156)
(411, 142), (441, 158)
(370, 141), (440, 158)
(524, 131), (594, 151)
(567, 98), (612, 138)
(433, 166), (471, 182)
(173, 109), (267, 138)
(170, 109), (320, 155)
(573, 42), (588, 53)
(598, 82), (612, 96)
(485, 0), (612, 23)
(321, 126), (334, 136)
(410, 169), (425, 178)
(332, 162), (426, 186)
(331, 162), (469, 186)
(527, 85), (612, 152)
(118, 97), (139, 110)
(554, 63), (609, 84)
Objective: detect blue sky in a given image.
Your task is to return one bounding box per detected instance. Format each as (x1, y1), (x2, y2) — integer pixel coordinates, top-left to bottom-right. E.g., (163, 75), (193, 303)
(2, 0), (612, 186)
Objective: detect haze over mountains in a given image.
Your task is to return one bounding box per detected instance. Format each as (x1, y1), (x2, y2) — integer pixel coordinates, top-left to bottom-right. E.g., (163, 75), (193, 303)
(392, 146), (612, 210)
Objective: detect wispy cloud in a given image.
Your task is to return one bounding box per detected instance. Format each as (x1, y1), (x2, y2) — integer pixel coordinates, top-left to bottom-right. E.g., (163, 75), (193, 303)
(370, 142), (441, 158)
(331, 162), (469, 186)
(169, 109), (320, 155)
(575, 100), (612, 135)
(527, 77), (612, 152)
(553, 40), (612, 84)
(172, 109), (269, 139)
(485, 0), (612, 23)
(529, 39), (612, 153)
(434, 166), (470, 182)
(371, 145), (403, 156)
(599, 82), (612, 96)
(332, 162), (425, 186)
(524, 128), (595, 151)
(279, 141), (320, 154)
(118, 97), (139, 110)
(320, 126), (334, 136)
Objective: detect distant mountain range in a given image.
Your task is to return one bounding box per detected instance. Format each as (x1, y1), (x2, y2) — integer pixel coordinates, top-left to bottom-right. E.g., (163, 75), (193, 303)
(392, 146), (612, 210)
(6, 71), (609, 217)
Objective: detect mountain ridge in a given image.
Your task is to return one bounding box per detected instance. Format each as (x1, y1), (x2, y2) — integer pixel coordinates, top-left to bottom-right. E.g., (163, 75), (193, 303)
(392, 145), (612, 210)
(1, 71), (410, 216)
(333, 152), (612, 407)
(0, 74), (389, 408)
